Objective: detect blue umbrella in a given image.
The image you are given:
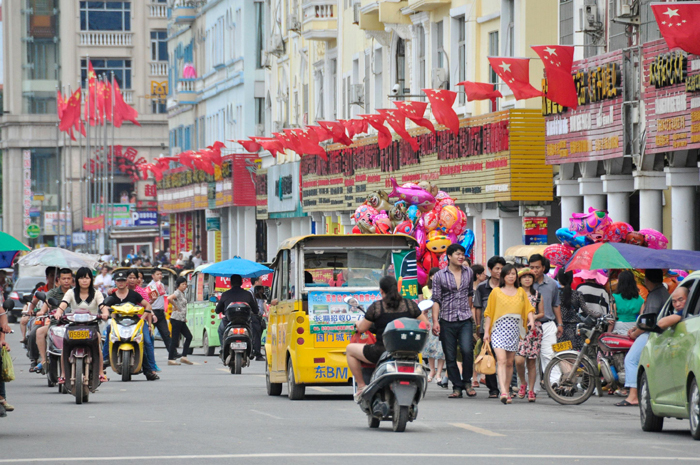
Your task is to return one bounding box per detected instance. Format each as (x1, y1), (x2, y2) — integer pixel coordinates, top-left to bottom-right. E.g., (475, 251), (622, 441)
(202, 257), (273, 278)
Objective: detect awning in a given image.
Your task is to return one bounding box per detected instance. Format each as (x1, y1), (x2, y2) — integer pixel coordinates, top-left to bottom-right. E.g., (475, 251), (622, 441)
(503, 244), (549, 259)
(109, 227), (160, 240)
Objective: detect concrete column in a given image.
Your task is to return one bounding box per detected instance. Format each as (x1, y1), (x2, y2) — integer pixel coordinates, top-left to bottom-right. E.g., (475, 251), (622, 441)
(602, 175), (634, 224)
(338, 213), (352, 234)
(555, 179), (583, 229)
(499, 216), (522, 255)
(633, 171), (667, 232)
(579, 177), (606, 211)
(266, 220), (278, 262)
(665, 167), (700, 250)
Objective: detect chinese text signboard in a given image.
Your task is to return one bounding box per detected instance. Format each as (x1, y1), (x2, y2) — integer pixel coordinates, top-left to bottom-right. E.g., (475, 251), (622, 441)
(544, 50), (624, 164)
(256, 170), (268, 220)
(643, 39), (700, 154)
(523, 217), (548, 245)
(23, 150), (32, 235)
(307, 291), (381, 334)
(156, 157), (233, 214)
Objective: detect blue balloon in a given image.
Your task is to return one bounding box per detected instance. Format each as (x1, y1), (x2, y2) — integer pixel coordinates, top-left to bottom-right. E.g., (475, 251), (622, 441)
(407, 205), (419, 223)
(460, 229), (475, 255)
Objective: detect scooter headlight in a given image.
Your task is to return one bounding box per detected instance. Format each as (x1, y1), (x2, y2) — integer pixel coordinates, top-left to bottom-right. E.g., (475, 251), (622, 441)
(133, 331), (143, 343)
(110, 332), (120, 343)
(52, 326), (67, 338)
(119, 325), (135, 340)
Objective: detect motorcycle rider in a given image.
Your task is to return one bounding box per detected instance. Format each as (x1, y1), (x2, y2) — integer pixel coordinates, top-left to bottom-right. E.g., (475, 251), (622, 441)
(53, 267), (110, 384)
(215, 274), (259, 351)
(0, 295), (13, 415)
(34, 268), (74, 373)
(20, 266), (56, 344)
(346, 275), (428, 403)
(103, 270), (159, 381)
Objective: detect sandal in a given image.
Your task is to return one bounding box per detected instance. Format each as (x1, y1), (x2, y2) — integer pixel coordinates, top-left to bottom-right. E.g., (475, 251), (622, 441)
(99, 374), (109, 383)
(615, 400), (637, 407)
(528, 390), (537, 402)
(448, 389), (463, 398)
(517, 384), (527, 399)
(427, 375), (434, 383)
(465, 388), (477, 397)
(506, 396), (513, 404)
(57, 377), (65, 385)
(472, 380), (480, 388)
(500, 394), (508, 404)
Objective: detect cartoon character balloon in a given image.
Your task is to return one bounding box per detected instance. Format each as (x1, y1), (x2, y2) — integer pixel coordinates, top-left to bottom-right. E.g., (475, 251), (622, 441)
(422, 210), (439, 232)
(394, 220), (413, 235)
(437, 205), (459, 234)
(543, 244), (574, 267)
(365, 190), (393, 215)
(625, 232), (646, 247)
(556, 227), (591, 249)
(353, 204), (377, 226)
(639, 229), (668, 250)
(426, 230), (451, 255)
(372, 211), (392, 235)
(406, 205), (420, 223)
(602, 222), (634, 243)
(388, 178), (436, 213)
(570, 208), (612, 240)
(460, 230), (475, 256)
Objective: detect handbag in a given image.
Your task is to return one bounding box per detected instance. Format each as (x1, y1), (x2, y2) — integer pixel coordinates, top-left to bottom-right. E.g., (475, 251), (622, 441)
(474, 342), (496, 375)
(1, 347), (14, 382)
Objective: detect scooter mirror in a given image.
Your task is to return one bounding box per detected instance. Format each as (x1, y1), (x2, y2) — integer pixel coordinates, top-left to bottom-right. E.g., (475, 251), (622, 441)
(34, 291), (46, 302)
(47, 297), (60, 308)
(2, 300), (14, 311)
(209, 295), (218, 303)
(417, 300), (433, 312)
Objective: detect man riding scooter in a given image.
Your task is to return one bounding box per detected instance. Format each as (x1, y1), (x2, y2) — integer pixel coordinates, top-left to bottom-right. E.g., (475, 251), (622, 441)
(34, 269), (74, 374)
(20, 266), (56, 345)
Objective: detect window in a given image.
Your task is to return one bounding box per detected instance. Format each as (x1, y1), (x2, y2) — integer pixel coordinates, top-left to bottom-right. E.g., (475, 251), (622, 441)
(417, 25), (426, 90)
(315, 70), (324, 120)
(255, 97), (265, 127)
(81, 59), (132, 89)
(559, 0), (574, 46)
(436, 21), (445, 69)
(395, 38), (406, 99)
(80, 2), (131, 32)
(640, 0), (661, 44)
(255, 2), (264, 68)
(151, 99), (166, 114)
(331, 59), (338, 120)
(488, 32), (499, 84)
(457, 17), (466, 104)
(303, 249), (394, 290)
(30, 149), (59, 197)
(151, 31), (167, 62)
(373, 48), (382, 112)
(503, 0), (514, 57)
(365, 51), (371, 113)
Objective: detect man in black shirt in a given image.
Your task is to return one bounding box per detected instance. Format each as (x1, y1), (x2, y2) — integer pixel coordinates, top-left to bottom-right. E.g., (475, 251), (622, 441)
(216, 275), (259, 349)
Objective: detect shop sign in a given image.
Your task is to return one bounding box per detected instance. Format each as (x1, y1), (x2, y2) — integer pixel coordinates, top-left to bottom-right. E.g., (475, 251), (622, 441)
(232, 153), (257, 207)
(92, 204), (133, 227)
(268, 161), (303, 216)
(133, 211), (158, 227)
(44, 212), (72, 235)
(643, 39), (700, 155)
(544, 50), (624, 164)
(523, 217), (548, 245)
(308, 291), (381, 334)
(157, 157), (233, 214)
(72, 232), (87, 245)
(136, 180), (157, 200)
(26, 224), (40, 239)
(301, 110), (551, 212)
(256, 170), (268, 220)
(23, 150), (32, 235)
(206, 217), (221, 231)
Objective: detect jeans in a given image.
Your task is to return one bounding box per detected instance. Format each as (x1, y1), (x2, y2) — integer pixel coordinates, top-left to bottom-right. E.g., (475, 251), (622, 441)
(28, 325), (40, 361)
(218, 320), (226, 347)
(539, 321), (560, 387)
(102, 323), (111, 361)
(153, 310), (171, 350)
(169, 320), (192, 360)
(439, 319), (474, 391)
(624, 332), (649, 389)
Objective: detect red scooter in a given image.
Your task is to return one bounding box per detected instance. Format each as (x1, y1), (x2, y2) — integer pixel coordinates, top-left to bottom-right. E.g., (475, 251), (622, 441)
(543, 314), (633, 405)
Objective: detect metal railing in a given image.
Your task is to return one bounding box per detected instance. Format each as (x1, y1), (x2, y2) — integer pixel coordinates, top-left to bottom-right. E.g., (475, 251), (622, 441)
(149, 3), (169, 18)
(79, 32), (134, 47)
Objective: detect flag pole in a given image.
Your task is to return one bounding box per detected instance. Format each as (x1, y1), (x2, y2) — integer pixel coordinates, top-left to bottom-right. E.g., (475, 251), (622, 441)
(68, 85), (75, 250)
(85, 56), (93, 252)
(110, 72), (116, 245)
(55, 85), (62, 249)
(96, 74), (102, 254)
(101, 75), (108, 255)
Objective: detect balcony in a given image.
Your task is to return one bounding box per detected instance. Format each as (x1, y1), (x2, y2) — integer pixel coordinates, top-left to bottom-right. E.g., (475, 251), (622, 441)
(149, 3), (169, 18)
(175, 78), (197, 104)
(358, 0), (382, 31)
(407, 0), (451, 11)
(172, 2), (199, 24)
(150, 61), (169, 77)
(301, 0), (337, 41)
(122, 90), (134, 105)
(79, 32), (133, 47)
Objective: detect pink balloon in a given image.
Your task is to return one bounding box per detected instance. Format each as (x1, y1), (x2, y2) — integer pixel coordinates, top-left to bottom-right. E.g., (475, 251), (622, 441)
(423, 210), (439, 232)
(417, 264), (427, 287)
(414, 222), (426, 258)
(602, 222), (634, 243)
(544, 244), (574, 267)
(438, 253), (448, 269)
(393, 219), (413, 235)
(639, 229), (668, 250)
(388, 177), (436, 212)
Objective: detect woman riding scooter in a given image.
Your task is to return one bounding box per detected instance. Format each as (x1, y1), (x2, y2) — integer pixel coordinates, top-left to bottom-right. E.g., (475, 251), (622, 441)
(53, 267), (110, 384)
(346, 276), (429, 403)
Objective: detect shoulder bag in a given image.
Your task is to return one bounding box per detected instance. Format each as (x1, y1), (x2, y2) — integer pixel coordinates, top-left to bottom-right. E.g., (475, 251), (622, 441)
(474, 342), (496, 375)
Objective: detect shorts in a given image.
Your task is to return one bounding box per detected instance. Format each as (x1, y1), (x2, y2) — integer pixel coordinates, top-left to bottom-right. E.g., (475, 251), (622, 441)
(362, 344), (385, 364)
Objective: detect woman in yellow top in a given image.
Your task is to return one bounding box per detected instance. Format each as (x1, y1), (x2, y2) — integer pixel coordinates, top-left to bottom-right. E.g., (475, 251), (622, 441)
(483, 264), (535, 404)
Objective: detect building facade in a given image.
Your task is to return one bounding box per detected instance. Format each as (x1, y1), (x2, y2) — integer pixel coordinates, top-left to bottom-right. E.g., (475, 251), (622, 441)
(1, 0), (170, 255)
(257, 0), (558, 262)
(550, 0), (700, 250)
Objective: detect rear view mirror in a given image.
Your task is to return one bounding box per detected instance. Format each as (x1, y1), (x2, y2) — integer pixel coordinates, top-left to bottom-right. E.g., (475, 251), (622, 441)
(637, 313), (661, 333)
(418, 300), (434, 312)
(48, 297), (60, 308)
(34, 291), (46, 302)
(2, 300), (14, 311)
(21, 295), (32, 304)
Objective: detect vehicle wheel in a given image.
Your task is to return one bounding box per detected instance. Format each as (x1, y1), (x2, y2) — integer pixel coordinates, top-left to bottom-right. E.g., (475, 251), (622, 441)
(287, 362), (305, 400)
(543, 352), (597, 406)
(392, 398), (409, 432)
(266, 362), (282, 396)
(233, 352), (243, 375)
(203, 331), (216, 356)
(640, 371), (664, 432)
(75, 361), (84, 405)
(368, 414), (380, 429)
(688, 379), (700, 440)
(121, 351), (132, 382)
(47, 356), (58, 387)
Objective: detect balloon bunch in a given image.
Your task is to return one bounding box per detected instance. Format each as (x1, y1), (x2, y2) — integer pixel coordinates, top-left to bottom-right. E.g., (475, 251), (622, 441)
(544, 207), (669, 267)
(351, 177), (474, 286)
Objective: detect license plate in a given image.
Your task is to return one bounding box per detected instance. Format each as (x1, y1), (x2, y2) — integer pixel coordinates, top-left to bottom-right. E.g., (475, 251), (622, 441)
(68, 330), (90, 340)
(231, 342), (247, 350)
(552, 340), (573, 352)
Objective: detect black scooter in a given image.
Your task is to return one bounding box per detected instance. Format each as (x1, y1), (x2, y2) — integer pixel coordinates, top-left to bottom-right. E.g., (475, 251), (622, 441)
(220, 302), (253, 375)
(357, 316), (429, 432)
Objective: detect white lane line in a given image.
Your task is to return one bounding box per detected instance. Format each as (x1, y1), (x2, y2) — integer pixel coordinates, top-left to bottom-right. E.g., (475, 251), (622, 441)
(2, 453), (700, 463)
(451, 423), (506, 437)
(309, 386), (334, 393)
(249, 409), (283, 420)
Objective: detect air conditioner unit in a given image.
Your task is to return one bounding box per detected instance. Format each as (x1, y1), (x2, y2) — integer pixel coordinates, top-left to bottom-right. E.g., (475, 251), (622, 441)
(287, 14), (301, 33)
(269, 34), (285, 57)
(255, 124), (265, 136)
(578, 3), (600, 32)
(353, 2), (361, 25)
(615, 0), (632, 17)
(350, 84), (364, 106)
(432, 68), (448, 89)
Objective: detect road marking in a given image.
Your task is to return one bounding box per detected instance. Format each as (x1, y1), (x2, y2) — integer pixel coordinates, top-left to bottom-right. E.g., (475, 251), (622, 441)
(2, 453), (700, 463)
(309, 386), (334, 393)
(216, 368), (229, 372)
(451, 423), (506, 437)
(249, 409), (283, 420)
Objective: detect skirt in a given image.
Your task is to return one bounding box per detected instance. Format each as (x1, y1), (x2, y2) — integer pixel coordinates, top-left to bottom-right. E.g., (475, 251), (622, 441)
(491, 316), (521, 352)
(516, 321), (543, 359)
(422, 333), (445, 360)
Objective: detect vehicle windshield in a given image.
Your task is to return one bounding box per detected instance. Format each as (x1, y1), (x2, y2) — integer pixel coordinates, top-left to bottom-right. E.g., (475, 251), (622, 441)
(303, 249), (394, 289)
(14, 276), (45, 291)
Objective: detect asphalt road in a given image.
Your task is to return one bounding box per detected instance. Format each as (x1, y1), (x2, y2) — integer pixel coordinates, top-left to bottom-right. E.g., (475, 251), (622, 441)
(2, 327), (700, 465)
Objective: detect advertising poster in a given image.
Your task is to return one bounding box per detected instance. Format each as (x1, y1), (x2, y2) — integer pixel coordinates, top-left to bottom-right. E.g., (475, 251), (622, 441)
(393, 250), (418, 299)
(185, 213), (194, 253)
(523, 217), (548, 245)
(308, 291), (381, 334)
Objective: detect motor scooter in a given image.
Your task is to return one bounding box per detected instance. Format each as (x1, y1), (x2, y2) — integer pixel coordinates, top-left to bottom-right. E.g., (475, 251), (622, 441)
(107, 302), (146, 382)
(356, 312), (430, 433)
(62, 309), (103, 404)
(46, 314), (68, 393)
(219, 300), (253, 375)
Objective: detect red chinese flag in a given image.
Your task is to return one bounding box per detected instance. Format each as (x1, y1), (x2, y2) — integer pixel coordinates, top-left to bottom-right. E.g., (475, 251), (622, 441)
(487, 57), (542, 101)
(531, 45), (578, 109)
(296, 127), (328, 161)
(253, 137), (284, 158)
(155, 156), (179, 171)
(57, 90), (66, 120)
(178, 150), (197, 170)
(457, 81), (503, 103)
(652, 3), (700, 56)
(99, 80), (114, 122)
(85, 61), (99, 126)
(359, 114), (392, 150)
(422, 89), (459, 136)
(310, 125), (333, 142)
(234, 139), (262, 152)
(206, 141), (225, 166)
(377, 109), (419, 151)
(318, 121), (353, 146)
(193, 155), (215, 175)
(112, 80), (140, 128)
(59, 89), (82, 133)
(392, 101), (435, 134)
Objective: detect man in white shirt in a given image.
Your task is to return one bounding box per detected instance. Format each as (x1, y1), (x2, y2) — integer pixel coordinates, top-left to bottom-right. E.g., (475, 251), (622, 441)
(192, 251), (203, 268)
(94, 265), (114, 293)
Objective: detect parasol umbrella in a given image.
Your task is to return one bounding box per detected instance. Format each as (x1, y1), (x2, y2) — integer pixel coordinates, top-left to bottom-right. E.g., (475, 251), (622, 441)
(18, 247), (100, 270)
(0, 231), (31, 268)
(202, 257), (273, 279)
(566, 242), (700, 272)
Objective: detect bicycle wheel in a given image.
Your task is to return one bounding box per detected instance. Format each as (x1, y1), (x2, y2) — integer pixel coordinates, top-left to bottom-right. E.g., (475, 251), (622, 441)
(543, 352), (597, 405)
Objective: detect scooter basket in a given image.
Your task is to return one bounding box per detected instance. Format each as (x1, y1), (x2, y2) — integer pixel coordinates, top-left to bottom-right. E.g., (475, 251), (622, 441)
(383, 318), (429, 354)
(225, 303), (252, 325)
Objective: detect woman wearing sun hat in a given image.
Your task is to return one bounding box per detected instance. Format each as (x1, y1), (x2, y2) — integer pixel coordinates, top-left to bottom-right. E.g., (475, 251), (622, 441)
(514, 267), (545, 402)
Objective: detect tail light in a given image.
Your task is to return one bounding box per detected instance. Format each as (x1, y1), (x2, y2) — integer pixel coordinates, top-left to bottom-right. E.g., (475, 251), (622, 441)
(397, 365), (415, 373)
(296, 327), (304, 335)
(9, 292), (19, 300)
(297, 337), (304, 345)
(231, 328), (246, 335)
